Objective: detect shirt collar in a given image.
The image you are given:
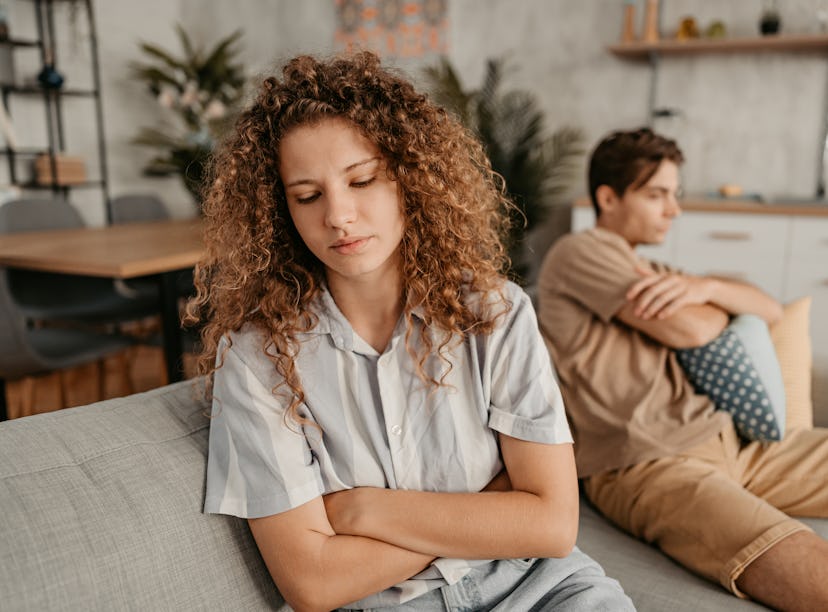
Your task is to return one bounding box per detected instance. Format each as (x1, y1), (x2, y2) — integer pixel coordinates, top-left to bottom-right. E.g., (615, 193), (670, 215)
(304, 286), (426, 355)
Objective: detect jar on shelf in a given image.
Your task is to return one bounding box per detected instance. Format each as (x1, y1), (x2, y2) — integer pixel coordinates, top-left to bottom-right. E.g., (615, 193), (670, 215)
(759, 0), (781, 36)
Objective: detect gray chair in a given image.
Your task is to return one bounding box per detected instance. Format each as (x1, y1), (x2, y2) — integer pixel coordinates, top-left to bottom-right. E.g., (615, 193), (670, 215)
(0, 265), (134, 421)
(0, 198), (159, 322)
(109, 193), (168, 224)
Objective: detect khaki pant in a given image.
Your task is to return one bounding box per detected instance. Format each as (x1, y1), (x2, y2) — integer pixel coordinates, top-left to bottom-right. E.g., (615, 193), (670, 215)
(584, 419), (828, 597)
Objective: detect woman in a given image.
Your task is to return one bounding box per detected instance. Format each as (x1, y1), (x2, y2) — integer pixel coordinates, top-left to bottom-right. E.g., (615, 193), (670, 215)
(188, 52), (632, 611)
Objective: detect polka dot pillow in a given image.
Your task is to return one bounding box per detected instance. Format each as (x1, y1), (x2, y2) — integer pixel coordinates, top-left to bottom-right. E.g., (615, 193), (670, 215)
(676, 314), (786, 442)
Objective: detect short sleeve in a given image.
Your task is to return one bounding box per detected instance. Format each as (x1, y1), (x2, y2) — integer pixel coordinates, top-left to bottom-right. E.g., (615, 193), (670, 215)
(203, 335), (325, 519)
(540, 229), (641, 322)
(485, 285), (573, 445)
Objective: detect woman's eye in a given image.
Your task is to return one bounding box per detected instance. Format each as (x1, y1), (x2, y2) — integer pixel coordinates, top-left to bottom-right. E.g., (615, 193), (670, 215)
(295, 193), (320, 204)
(351, 176), (376, 189)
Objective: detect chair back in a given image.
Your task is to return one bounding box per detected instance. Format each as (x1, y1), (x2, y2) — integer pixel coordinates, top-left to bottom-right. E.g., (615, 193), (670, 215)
(0, 267), (45, 379)
(0, 198), (83, 234)
(0, 197), (157, 322)
(109, 194), (169, 224)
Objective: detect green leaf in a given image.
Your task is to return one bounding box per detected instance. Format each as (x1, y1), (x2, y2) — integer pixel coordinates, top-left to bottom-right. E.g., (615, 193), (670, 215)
(137, 42), (190, 74)
(175, 23), (200, 67)
(422, 54), (586, 281)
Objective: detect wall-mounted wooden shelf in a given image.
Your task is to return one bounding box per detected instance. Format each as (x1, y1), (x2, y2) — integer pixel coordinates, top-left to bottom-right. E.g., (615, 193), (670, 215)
(608, 33), (828, 59)
(573, 195), (828, 217)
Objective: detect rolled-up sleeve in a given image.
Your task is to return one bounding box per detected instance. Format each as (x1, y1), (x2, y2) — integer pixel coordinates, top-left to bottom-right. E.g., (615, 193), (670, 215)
(486, 287), (573, 445)
(203, 336), (325, 519)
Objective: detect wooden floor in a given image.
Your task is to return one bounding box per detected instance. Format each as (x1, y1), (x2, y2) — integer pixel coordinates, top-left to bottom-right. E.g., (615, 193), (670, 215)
(4, 342), (198, 420)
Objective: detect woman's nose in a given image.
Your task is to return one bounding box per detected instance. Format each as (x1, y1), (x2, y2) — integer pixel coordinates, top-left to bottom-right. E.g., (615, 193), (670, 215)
(325, 188), (357, 228)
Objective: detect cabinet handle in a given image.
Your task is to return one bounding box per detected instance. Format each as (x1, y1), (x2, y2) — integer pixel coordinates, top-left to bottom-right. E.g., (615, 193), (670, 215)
(708, 231), (752, 241)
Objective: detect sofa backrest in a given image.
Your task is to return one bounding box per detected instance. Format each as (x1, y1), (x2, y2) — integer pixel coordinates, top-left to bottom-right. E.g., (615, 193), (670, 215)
(0, 380), (289, 611)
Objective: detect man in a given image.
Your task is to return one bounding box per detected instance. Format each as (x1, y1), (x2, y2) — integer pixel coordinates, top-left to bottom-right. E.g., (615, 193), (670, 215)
(538, 127), (828, 610)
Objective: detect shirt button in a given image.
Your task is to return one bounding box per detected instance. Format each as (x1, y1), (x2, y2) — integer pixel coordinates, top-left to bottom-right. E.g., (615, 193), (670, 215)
(390, 424), (402, 436)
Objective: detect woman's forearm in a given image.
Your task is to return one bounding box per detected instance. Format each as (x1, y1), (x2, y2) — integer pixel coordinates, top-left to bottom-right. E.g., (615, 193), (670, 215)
(250, 514), (434, 612)
(324, 486), (577, 560)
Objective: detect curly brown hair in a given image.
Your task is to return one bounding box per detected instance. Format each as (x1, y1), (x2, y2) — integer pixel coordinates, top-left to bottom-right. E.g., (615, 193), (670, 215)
(185, 51), (514, 424)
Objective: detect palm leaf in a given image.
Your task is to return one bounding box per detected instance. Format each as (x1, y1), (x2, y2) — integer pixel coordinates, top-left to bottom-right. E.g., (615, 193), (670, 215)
(422, 58), (473, 125)
(136, 42), (190, 74)
(129, 64), (182, 91)
(422, 55), (585, 281)
(175, 24), (200, 67)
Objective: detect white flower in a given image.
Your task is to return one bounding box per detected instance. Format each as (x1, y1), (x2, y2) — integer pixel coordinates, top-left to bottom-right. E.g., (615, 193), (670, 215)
(203, 99), (227, 120)
(157, 88), (177, 109)
(180, 81), (200, 109)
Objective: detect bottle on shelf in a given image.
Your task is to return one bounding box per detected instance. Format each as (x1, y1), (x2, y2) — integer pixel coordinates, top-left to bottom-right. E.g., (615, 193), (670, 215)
(0, 3), (9, 42)
(621, 0), (637, 43)
(643, 0), (660, 43)
(759, 0), (781, 36)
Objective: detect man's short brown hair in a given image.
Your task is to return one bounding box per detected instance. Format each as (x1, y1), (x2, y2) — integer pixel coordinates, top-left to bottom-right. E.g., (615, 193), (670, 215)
(588, 128), (684, 216)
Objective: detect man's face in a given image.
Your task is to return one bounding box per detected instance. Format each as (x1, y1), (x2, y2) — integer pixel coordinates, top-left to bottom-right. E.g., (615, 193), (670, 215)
(601, 160), (681, 247)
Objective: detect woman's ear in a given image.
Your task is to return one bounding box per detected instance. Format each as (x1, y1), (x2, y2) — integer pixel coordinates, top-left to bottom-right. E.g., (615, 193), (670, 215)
(595, 185), (620, 216)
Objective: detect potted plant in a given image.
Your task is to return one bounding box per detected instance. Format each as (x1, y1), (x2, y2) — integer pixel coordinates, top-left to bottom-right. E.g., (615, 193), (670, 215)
(423, 57), (584, 282)
(130, 25), (246, 205)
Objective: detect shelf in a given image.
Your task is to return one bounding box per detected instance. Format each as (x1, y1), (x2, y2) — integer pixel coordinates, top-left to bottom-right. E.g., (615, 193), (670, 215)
(0, 38), (39, 48)
(0, 147), (49, 157)
(0, 85), (97, 96)
(573, 195), (828, 217)
(608, 33), (828, 59)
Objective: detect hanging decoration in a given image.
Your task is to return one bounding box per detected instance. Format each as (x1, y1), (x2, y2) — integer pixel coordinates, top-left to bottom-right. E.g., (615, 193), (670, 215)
(335, 0), (448, 59)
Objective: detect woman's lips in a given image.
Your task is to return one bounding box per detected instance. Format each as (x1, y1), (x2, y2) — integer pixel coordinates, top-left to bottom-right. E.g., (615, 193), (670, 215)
(331, 236), (370, 255)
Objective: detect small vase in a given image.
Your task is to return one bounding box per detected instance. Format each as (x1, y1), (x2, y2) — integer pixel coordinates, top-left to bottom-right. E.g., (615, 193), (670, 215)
(37, 50), (64, 90)
(642, 0), (660, 43)
(760, 0), (781, 36)
(37, 64), (64, 89)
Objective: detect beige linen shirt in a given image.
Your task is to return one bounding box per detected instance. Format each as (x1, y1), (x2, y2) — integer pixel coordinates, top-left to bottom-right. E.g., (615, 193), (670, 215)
(537, 227), (729, 477)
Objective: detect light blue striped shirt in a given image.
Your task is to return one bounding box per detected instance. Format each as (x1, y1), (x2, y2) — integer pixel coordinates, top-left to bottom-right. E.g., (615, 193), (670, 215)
(204, 280), (572, 608)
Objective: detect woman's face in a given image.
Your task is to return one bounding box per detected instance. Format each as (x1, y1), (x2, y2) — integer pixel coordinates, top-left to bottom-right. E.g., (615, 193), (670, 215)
(280, 117), (405, 289)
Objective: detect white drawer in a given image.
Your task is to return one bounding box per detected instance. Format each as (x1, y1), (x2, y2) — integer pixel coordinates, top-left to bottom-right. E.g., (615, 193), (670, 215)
(673, 212), (789, 299)
(570, 206), (678, 265)
(786, 216), (828, 289)
(784, 218), (828, 364)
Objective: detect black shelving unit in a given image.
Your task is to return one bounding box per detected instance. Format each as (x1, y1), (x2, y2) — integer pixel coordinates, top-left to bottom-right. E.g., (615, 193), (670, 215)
(0, 0), (110, 222)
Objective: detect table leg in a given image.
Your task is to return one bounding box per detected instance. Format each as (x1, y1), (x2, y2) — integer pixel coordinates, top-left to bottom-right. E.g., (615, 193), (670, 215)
(158, 270), (184, 384)
(0, 378), (6, 421)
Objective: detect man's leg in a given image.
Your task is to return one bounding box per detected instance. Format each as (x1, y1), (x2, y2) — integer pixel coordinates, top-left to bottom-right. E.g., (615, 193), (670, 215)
(733, 427), (828, 610)
(736, 530), (828, 612)
(583, 422), (811, 597)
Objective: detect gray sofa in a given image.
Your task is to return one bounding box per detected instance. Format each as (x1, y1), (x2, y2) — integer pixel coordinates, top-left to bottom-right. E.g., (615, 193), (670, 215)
(1, 381), (825, 611)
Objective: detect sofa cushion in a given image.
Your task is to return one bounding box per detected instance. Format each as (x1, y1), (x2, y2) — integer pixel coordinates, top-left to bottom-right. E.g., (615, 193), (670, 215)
(676, 314), (785, 442)
(770, 297), (813, 431)
(0, 380), (289, 612)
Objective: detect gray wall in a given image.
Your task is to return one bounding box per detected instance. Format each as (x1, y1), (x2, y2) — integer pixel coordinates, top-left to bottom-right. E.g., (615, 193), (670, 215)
(4, 0), (827, 225)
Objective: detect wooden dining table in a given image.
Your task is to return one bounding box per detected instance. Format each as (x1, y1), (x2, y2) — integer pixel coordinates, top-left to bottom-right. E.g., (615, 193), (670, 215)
(0, 218), (204, 384)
